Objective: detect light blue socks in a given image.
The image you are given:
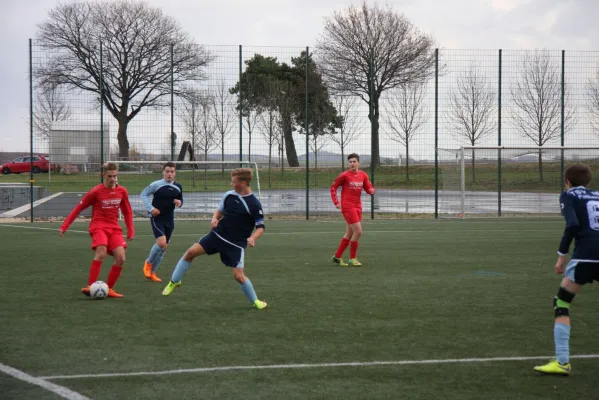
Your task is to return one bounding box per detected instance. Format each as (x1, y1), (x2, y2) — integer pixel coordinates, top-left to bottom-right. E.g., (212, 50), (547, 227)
(171, 258), (191, 283)
(554, 322), (571, 365)
(240, 278), (258, 304)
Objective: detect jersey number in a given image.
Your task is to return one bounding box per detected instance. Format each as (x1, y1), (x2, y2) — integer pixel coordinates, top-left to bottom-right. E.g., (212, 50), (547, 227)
(586, 200), (599, 231)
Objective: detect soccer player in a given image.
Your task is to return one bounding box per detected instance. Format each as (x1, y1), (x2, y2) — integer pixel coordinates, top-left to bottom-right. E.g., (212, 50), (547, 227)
(534, 164), (599, 375)
(59, 162), (134, 298)
(162, 168), (268, 309)
(140, 162), (183, 283)
(330, 153), (375, 266)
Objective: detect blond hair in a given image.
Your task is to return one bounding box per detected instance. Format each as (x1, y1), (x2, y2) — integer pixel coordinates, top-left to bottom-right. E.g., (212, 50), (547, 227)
(103, 162), (119, 173)
(232, 168), (252, 184)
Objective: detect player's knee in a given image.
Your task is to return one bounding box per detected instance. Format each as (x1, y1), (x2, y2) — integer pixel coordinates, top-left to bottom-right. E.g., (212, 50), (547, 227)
(156, 238), (167, 250)
(233, 269), (246, 284)
(94, 247), (107, 261)
(554, 287), (575, 318)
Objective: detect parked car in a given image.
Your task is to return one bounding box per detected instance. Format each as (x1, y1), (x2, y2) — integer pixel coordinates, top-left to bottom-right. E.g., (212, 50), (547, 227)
(1, 155), (54, 174)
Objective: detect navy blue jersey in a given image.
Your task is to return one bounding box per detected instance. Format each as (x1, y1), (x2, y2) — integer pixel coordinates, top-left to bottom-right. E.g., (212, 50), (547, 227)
(214, 190), (264, 248)
(558, 186), (599, 260)
(141, 179), (183, 221)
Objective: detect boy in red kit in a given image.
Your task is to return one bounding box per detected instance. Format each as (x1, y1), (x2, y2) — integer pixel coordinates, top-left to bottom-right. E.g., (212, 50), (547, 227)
(330, 153), (375, 266)
(59, 162), (135, 298)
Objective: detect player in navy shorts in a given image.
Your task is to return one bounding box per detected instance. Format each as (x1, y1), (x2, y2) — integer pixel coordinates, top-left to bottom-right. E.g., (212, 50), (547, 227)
(162, 168), (268, 309)
(534, 164), (599, 375)
(140, 162), (183, 282)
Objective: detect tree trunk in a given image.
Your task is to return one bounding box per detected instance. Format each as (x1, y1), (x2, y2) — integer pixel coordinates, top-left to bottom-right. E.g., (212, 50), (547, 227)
(538, 149), (544, 181)
(282, 113), (299, 167)
(221, 133), (225, 177)
(117, 116), (130, 159)
(368, 96), (381, 168)
(471, 147), (476, 183)
(340, 132), (345, 172)
(405, 143), (410, 182)
(248, 130), (252, 162)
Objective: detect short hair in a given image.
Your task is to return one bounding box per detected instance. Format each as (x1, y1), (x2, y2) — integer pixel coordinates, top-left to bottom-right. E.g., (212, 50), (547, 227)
(232, 168), (252, 184)
(565, 164), (592, 187)
(103, 162), (118, 173)
(163, 162), (176, 170)
(347, 153), (360, 162)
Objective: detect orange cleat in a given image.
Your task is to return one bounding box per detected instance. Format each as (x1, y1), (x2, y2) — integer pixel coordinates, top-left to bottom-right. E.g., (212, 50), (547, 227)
(143, 261), (153, 279)
(149, 272), (162, 283)
(107, 288), (124, 298)
(81, 285), (91, 297)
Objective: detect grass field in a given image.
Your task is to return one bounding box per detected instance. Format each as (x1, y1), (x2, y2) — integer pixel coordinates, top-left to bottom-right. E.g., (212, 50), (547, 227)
(1, 219), (598, 399)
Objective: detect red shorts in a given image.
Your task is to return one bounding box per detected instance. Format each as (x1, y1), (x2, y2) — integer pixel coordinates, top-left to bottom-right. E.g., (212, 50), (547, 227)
(90, 227), (127, 255)
(342, 208), (362, 224)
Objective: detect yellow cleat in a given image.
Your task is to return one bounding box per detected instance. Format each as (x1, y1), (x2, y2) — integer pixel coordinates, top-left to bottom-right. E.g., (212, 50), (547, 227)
(162, 280), (181, 296)
(347, 258), (362, 267)
(533, 359), (571, 375)
(331, 256), (348, 267)
(253, 299), (268, 309)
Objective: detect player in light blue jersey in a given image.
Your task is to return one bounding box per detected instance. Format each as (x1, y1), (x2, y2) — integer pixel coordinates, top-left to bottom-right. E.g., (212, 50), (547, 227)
(140, 162), (183, 282)
(162, 168), (267, 309)
(534, 164), (599, 375)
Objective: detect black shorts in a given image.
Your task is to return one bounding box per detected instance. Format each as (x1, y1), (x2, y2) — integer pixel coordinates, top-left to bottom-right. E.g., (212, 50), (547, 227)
(199, 231), (245, 268)
(150, 217), (174, 242)
(565, 260), (599, 285)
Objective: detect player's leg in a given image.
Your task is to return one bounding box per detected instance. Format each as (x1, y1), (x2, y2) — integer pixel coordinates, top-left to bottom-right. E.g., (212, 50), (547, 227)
(162, 240), (208, 296)
(534, 260), (586, 375)
(347, 209), (363, 266)
(103, 230), (128, 298)
(144, 218), (167, 280)
(332, 217), (353, 266)
(81, 244), (108, 296)
(150, 223), (173, 281)
(226, 248), (267, 309)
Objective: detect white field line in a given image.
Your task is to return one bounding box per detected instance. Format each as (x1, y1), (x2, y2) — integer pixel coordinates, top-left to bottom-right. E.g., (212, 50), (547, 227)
(0, 362), (90, 400)
(38, 354), (599, 380)
(0, 224), (553, 236)
(0, 192), (64, 218)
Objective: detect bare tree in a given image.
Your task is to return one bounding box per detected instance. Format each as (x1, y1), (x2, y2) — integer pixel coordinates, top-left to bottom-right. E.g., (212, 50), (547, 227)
(316, 1), (435, 168)
(34, 83), (71, 142)
(258, 109), (282, 187)
(588, 67), (599, 135)
(330, 95), (361, 170)
(448, 65), (495, 182)
(244, 109), (260, 162)
(212, 79), (235, 174)
(511, 50), (576, 181)
(384, 83), (426, 181)
(36, 1), (213, 159)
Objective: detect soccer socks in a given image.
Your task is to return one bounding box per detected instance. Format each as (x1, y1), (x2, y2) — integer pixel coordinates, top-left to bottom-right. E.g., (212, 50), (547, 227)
(146, 244), (165, 265)
(171, 258), (191, 283)
(554, 322), (571, 365)
(87, 260), (102, 285)
(335, 238), (351, 258)
(106, 265), (123, 288)
(152, 251), (165, 273)
(350, 241), (359, 259)
(240, 278), (258, 304)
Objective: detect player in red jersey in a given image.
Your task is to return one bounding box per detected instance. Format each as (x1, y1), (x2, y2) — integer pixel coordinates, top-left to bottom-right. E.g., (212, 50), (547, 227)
(330, 153), (375, 266)
(59, 162), (135, 298)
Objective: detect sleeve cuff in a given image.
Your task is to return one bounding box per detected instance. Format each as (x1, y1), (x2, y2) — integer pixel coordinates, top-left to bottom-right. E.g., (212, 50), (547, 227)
(557, 251), (567, 256)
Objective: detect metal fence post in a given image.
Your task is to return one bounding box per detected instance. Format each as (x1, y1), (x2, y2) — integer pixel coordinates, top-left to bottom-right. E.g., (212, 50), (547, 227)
(29, 39), (34, 223)
(434, 48), (439, 219)
(305, 46), (310, 220)
(498, 49), (502, 217)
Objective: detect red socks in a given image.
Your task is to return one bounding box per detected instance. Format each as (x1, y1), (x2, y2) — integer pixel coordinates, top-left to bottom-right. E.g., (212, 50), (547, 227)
(106, 265), (123, 289)
(87, 260), (102, 285)
(350, 241), (359, 259)
(335, 238), (351, 258)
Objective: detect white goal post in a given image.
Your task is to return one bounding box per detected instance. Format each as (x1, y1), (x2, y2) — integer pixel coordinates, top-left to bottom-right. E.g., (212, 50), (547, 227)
(437, 146), (599, 218)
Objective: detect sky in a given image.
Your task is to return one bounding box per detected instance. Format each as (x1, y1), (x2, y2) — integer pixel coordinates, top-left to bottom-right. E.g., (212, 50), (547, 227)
(1, 0), (598, 158)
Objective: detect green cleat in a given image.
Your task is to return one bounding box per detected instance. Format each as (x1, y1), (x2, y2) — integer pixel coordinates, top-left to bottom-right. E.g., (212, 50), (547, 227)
(253, 299), (268, 309)
(331, 256), (348, 266)
(347, 258), (362, 266)
(162, 280), (181, 296)
(533, 359), (571, 375)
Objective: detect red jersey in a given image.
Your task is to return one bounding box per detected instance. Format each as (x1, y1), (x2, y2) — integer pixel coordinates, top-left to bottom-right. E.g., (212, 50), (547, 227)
(60, 184), (134, 237)
(330, 170), (375, 210)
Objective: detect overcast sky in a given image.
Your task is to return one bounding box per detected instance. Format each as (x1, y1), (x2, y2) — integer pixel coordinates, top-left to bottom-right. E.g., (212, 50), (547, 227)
(1, 0), (598, 155)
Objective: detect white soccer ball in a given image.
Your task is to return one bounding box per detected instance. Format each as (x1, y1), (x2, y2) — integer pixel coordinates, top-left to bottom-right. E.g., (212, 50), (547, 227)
(90, 281), (109, 299)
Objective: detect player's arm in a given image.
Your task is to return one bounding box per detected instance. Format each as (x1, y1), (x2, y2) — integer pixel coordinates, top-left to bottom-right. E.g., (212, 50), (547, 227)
(120, 188), (135, 240)
(330, 173), (345, 209)
(174, 183), (183, 208)
(555, 193), (578, 273)
(59, 189), (96, 235)
(364, 174), (376, 195)
(211, 193), (227, 228)
(141, 182), (160, 216)
(247, 204), (265, 247)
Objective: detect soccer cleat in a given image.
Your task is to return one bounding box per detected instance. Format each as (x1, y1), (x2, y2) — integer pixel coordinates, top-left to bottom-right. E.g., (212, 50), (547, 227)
(331, 256), (348, 266)
(143, 261), (153, 279)
(81, 285), (91, 297)
(533, 360), (571, 375)
(162, 280), (181, 296)
(107, 288), (124, 298)
(149, 272), (162, 283)
(253, 299), (268, 309)
(347, 258), (362, 266)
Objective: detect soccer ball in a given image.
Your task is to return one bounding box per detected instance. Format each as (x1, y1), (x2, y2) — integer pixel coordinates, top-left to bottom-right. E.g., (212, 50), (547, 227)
(90, 281), (109, 299)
